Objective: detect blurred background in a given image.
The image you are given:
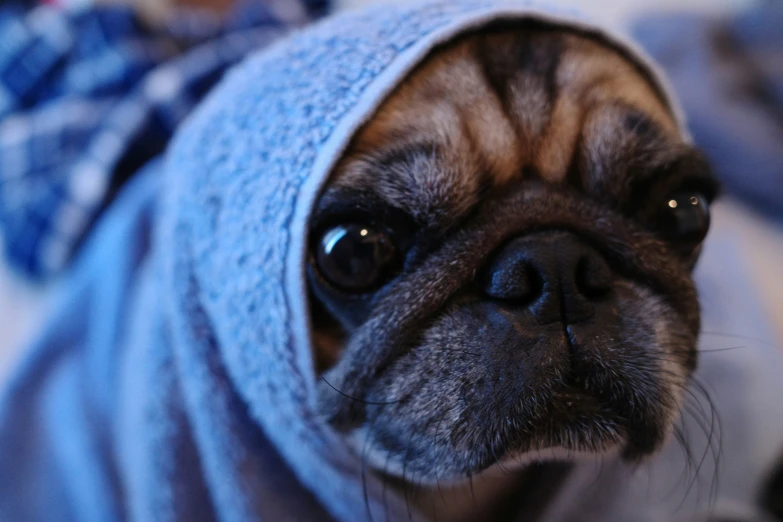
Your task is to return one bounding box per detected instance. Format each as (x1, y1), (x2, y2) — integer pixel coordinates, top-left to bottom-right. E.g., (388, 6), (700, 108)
(0, 0), (780, 410)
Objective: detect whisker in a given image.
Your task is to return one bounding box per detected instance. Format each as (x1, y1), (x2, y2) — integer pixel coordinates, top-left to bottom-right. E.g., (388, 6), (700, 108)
(689, 377), (723, 510)
(321, 376), (403, 405)
(664, 379), (721, 515)
(433, 414), (449, 507)
(362, 409), (383, 522)
(700, 330), (777, 349)
(663, 386), (696, 495)
(382, 448), (392, 522)
(402, 427), (415, 522)
(696, 345), (746, 354)
(673, 425), (696, 491)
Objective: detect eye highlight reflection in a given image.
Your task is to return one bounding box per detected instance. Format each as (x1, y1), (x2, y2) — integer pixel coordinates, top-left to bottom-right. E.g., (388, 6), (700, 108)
(315, 224), (396, 292)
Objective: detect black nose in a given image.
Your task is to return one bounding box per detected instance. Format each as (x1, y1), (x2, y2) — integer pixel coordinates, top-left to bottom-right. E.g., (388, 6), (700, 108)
(482, 231), (612, 324)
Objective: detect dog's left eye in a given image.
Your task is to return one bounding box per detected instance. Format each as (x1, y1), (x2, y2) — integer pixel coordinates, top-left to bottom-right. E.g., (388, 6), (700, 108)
(314, 224), (396, 291)
(658, 192), (711, 249)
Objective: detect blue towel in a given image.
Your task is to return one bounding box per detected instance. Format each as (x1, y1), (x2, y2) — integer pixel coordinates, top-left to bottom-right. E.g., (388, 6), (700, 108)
(0, 1), (692, 521)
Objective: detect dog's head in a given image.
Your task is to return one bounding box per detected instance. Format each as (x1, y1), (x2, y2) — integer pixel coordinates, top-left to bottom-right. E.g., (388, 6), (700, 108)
(308, 24), (718, 483)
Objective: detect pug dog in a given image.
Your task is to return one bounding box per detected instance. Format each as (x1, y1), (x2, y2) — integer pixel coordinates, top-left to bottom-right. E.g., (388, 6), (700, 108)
(308, 22), (718, 521)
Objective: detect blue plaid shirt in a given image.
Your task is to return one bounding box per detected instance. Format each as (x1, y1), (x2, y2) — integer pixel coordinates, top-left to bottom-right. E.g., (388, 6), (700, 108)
(0, 0), (328, 279)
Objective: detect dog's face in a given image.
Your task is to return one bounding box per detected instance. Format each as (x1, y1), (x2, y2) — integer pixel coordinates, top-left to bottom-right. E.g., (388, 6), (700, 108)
(308, 24), (718, 483)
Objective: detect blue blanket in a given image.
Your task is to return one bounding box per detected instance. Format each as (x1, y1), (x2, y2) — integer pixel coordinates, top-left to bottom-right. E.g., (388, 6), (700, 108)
(0, 1), (752, 521)
(0, 0), (324, 278)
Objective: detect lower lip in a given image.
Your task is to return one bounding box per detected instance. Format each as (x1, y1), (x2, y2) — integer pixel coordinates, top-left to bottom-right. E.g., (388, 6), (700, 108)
(497, 443), (624, 471)
(551, 386), (601, 410)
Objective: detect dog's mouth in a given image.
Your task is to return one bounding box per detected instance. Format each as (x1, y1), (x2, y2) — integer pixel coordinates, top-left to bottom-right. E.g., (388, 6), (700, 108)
(445, 378), (664, 482)
(551, 385), (602, 412)
(529, 341), (630, 455)
(542, 332), (618, 427)
(527, 384), (627, 453)
(514, 346), (676, 462)
(349, 376), (659, 485)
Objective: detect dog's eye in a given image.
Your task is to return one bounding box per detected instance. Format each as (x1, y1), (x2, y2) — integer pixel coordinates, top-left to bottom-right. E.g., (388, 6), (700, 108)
(315, 224), (396, 291)
(658, 192), (710, 249)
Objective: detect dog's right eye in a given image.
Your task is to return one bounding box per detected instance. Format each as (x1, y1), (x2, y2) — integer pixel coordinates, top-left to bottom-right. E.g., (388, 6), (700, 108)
(314, 224), (396, 292)
(657, 191), (711, 252)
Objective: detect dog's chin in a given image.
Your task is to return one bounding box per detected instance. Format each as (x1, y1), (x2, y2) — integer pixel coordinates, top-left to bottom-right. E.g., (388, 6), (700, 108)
(528, 387), (635, 458)
(530, 386), (628, 451)
(345, 382), (677, 485)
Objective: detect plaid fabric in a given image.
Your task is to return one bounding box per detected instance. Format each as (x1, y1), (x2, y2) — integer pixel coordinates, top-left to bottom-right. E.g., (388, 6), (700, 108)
(0, 0), (327, 279)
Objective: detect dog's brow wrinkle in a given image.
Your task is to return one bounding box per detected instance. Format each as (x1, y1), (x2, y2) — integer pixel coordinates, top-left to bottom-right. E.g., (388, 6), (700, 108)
(622, 108), (661, 140)
(329, 25), (688, 240)
(476, 34), (513, 117)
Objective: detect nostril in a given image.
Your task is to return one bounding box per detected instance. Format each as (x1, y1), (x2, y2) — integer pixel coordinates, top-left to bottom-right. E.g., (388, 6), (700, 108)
(576, 254), (612, 300)
(481, 234), (611, 310)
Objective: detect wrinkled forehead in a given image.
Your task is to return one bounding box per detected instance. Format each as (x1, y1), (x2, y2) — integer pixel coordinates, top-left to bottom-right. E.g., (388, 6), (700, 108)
(320, 22), (696, 229)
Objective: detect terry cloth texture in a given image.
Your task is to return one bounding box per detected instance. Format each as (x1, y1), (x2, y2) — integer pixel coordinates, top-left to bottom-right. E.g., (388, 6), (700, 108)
(0, 0), (326, 279)
(5, 1), (776, 521)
